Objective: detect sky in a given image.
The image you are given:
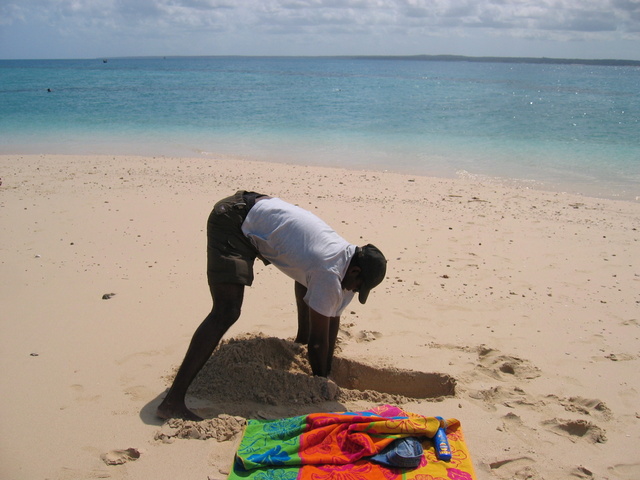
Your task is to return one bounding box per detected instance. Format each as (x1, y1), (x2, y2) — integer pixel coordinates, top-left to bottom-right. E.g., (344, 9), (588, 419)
(1, 0), (639, 60)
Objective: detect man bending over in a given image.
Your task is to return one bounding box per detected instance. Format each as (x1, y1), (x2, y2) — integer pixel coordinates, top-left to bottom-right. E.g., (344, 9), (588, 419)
(157, 190), (387, 420)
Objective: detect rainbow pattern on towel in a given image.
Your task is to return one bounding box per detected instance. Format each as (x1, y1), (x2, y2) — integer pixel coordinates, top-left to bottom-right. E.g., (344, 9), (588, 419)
(228, 404), (476, 480)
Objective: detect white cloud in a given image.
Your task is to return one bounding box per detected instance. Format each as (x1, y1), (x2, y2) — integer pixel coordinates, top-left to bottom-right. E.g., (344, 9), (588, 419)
(1, 0), (639, 58)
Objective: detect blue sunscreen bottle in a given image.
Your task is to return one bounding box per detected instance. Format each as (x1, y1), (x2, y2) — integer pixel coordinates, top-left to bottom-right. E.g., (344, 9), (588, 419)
(434, 417), (452, 461)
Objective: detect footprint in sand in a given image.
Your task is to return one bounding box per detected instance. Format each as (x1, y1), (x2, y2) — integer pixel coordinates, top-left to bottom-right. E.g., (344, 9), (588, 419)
(570, 466), (595, 479)
(337, 322), (381, 343)
(548, 395), (612, 421)
(123, 385), (156, 402)
(476, 346), (541, 380)
(489, 456), (542, 480)
(57, 466), (112, 479)
(100, 447), (141, 465)
(355, 330), (382, 343)
(115, 348), (167, 366)
(608, 463), (640, 478)
(496, 412), (542, 444)
(70, 384), (102, 404)
(336, 322), (355, 345)
(541, 418), (607, 444)
(603, 352), (636, 362)
(336, 322), (382, 343)
(468, 385), (543, 412)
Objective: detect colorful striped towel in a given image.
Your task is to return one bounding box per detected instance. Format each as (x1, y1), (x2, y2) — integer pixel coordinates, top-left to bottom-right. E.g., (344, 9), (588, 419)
(228, 404), (476, 480)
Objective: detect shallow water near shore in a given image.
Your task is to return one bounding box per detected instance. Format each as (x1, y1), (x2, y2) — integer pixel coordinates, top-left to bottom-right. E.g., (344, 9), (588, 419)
(1, 56), (638, 200)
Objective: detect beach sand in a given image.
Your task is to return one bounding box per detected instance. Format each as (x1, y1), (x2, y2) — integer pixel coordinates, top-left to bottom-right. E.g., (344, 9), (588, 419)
(1, 154), (639, 480)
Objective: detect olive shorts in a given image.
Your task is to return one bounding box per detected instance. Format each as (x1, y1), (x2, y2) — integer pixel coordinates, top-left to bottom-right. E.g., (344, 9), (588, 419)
(206, 191), (263, 286)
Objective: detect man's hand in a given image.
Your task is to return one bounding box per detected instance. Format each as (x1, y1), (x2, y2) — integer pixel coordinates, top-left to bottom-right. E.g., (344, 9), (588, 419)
(303, 296), (340, 377)
(321, 378), (339, 400)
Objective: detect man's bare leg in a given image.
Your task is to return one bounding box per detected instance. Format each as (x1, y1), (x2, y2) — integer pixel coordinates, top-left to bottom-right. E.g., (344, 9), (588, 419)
(156, 283), (245, 420)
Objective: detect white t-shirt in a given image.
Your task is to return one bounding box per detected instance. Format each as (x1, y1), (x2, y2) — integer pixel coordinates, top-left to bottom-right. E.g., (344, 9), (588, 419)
(241, 197), (356, 317)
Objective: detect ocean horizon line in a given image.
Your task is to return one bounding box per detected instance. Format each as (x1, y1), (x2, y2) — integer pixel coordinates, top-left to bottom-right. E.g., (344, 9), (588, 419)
(2, 54), (640, 67)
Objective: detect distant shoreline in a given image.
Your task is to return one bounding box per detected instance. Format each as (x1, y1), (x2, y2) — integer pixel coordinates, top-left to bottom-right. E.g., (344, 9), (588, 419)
(3, 55), (639, 67)
(131, 54), (640, 66)
(343, 54), (640, 67)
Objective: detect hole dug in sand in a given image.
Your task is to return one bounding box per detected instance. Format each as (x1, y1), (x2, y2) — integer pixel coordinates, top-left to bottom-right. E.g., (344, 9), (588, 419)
(186, 334), (456, 409)
(331, 356), (456, 399)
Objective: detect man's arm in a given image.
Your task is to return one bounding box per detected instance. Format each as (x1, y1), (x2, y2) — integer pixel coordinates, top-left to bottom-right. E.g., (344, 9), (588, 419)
(327, 315), (340, 375)
(308, 308), (341, 377)
(295, 281), (341, 376)
(294, 281), (310, 344)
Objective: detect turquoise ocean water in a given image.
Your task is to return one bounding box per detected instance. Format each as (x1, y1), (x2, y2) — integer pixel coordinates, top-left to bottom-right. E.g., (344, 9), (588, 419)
(1, 56), (638, 200)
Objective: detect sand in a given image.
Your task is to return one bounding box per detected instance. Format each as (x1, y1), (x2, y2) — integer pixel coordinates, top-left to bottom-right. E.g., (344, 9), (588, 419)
(1, 153), (639, 480)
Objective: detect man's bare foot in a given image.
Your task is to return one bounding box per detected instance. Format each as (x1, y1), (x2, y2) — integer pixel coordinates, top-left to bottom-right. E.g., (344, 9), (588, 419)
(156, 400), (203, 421)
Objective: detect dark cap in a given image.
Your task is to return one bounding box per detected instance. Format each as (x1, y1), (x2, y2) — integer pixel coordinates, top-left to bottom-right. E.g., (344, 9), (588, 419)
(357, 244), (387, 304)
